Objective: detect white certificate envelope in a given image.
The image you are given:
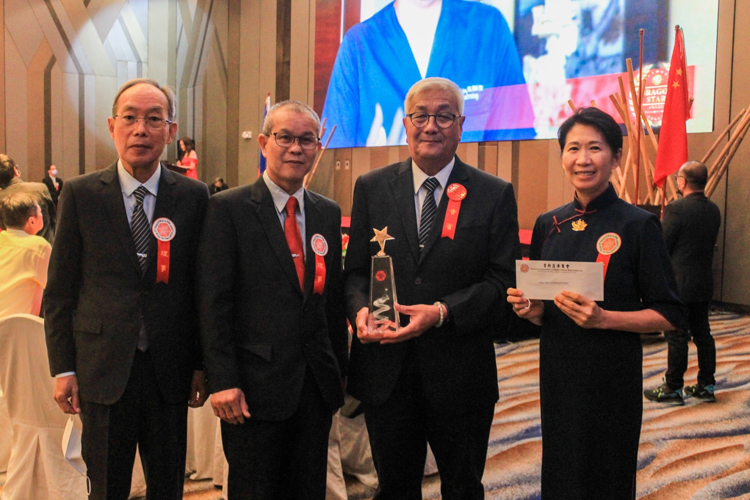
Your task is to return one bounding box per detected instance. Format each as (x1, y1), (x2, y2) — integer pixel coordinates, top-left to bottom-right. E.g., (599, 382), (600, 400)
(516, 260), (604, 301)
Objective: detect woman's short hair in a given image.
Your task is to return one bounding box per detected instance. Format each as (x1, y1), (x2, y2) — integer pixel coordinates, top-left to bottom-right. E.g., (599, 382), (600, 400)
(404, 77), (465, 116)
(0, 192), (39, 229)
(558, 107), (623, 154)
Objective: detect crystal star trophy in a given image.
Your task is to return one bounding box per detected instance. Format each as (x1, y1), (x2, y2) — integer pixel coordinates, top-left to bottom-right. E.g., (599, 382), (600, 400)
(368, 227), (399, 334)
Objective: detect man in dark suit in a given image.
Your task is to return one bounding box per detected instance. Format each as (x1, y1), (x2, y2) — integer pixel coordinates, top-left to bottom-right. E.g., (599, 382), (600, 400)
(42, 164), (64, 208)
(44, 78), (209, 499)
(0, 154), (56, 244)
(197, 100), (348, 499)
(344, 77), (521, 498)
(645, 161), (721, 406)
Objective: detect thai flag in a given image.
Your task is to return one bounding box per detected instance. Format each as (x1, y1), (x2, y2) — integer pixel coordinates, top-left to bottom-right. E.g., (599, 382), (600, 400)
(258, 93), (271, 177)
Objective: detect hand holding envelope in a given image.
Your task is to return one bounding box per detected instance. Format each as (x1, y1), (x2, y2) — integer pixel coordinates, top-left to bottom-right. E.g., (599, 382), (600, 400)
(510, 260), (606, 328)
(515, 261), (604, 301)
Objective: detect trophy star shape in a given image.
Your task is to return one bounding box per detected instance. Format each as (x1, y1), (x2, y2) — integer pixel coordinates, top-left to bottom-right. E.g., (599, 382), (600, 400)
(371, 227), (395, 256)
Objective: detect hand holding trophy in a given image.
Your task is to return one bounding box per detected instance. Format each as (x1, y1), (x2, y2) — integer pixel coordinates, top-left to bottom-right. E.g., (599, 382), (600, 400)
(368, 227), (399, 334)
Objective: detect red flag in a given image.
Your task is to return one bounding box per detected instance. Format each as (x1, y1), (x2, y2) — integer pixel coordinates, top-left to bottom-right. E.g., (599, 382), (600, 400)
(653, 27), (690, 188)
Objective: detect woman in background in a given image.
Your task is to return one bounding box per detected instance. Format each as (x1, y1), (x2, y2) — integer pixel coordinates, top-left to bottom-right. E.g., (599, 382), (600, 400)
(176, 136), (199, 180)
(508, 107), (686, 499)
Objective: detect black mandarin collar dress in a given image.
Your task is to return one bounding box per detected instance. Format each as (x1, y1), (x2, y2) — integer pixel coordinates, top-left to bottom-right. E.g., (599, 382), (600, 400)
(530, 184), (687, 500)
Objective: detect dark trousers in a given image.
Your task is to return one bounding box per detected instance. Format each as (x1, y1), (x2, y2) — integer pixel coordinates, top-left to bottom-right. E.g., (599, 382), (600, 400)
(221, 368), (332, 500)
(364, 354), (494, 500)
(666, 301), (716, 389)
(80, 350), (188, 500)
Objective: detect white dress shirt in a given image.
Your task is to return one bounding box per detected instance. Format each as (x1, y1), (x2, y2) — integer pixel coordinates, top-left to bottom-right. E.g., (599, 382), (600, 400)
(412, 157), (455, 232)
(263, 171), (307, 259)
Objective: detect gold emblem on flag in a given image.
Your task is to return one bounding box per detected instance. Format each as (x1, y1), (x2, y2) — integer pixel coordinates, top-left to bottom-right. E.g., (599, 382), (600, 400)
(572, 219), (587, 232)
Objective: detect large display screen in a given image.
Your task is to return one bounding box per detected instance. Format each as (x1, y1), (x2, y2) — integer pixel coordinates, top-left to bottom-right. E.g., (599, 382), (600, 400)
(313, 0), (719, 149)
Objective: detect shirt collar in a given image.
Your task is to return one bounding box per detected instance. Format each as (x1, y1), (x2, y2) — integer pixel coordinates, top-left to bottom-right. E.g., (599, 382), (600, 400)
(263, 171), (305, 214)
(411, 157), (455, 194)
(117, 160), (161, 198)
(5, 228), (32, 238)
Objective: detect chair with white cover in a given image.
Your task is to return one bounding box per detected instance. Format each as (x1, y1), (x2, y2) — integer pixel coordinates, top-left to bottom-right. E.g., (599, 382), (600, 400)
(0, 314), (87, 499)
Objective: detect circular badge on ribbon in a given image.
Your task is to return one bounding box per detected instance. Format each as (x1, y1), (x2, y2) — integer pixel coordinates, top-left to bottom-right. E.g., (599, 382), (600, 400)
(151, 218), (176, 284)
(311, 234), (328, 295)
(596, 233), (621, 255)
(595, 232), (621, 281)
(311, 234), (328, 256)
(446, 183), (467, 201)
(152, 218), (176, 241)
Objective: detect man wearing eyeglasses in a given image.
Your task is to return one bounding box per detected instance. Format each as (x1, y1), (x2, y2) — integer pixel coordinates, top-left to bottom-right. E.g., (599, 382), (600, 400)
(344, 77), (521, 498)
(44, 78), (210, 499)
(197, 100), (348, 498)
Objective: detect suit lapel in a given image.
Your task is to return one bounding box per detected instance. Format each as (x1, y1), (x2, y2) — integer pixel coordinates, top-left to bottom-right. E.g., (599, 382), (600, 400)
(100, 163), (142, 275)
(418, 156), (471, 263)
(147, 165), (177, 275)
(389, 159), (420, 265)
(253, 178), (304, 294)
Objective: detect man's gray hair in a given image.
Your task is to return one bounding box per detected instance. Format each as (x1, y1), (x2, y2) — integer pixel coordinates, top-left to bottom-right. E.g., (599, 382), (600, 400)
(263, 100), (321, 137)
(111, 78), (177, 121)
(404, 77), (464, 116)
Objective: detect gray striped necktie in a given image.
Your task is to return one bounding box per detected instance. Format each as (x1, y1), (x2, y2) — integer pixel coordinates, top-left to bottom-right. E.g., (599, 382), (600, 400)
(131, 186), (150, 351)
(418, 177), (440, 250)
(131, 186), (150, 274)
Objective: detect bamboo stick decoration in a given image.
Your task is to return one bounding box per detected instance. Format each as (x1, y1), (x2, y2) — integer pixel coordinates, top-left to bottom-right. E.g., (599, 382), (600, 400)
(319, 118), (327, 140)
(304, 125), (337, 189)
(701, 109), (746, 164)
(634, 30), (645, 205)
(612, 81), (635, 199)
(611, 84), (645, 202)
(611, 88), (666, 204)
(616, 87), (657, 204)
(706, 112), (750, 197)
(708, 107), (750, 179)
(568, 100), (577, 113)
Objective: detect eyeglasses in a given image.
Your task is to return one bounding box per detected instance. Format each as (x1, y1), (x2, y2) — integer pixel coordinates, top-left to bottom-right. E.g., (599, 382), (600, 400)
(406, 112), (458, 129)
(114, 115), (173, 129)
(272, 133), (319, 150)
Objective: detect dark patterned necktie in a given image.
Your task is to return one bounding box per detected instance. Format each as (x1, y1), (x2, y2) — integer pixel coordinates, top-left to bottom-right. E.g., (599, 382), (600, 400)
(131, 186), (151, 351)
(418, 177), (440, 250)
(131, 186), (150, 274)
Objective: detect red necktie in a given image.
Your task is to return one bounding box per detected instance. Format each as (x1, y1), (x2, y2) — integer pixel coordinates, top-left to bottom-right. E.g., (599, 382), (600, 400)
(285, 197), (305, 290)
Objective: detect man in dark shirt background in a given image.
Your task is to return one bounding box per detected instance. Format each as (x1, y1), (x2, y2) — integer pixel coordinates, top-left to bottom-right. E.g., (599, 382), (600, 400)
(645, 161), (722, 406)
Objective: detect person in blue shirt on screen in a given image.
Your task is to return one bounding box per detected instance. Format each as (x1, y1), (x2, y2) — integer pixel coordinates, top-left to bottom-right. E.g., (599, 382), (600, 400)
(321, 0), (536, 148)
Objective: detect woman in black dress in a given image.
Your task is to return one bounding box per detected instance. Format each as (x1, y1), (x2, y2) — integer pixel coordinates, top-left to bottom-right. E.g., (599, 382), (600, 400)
(508, 107), (687, 499)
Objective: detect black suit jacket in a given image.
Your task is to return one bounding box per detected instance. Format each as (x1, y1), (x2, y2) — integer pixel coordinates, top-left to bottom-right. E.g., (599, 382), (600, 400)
(42, 175), (64, 206)
(197, 177), (348, 421)
(662, 192), (721, 303)
(44, 163), (209, 405)
(344, 157), (521, 413)
(0, 178), (56, 244)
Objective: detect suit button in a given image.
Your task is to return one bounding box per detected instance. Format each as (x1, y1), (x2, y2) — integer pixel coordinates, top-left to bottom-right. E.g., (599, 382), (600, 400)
(415, 277), (422, 285)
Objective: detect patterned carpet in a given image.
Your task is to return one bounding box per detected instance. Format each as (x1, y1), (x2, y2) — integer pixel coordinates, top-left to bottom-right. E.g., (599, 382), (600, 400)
(3, 311), (750, 499)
